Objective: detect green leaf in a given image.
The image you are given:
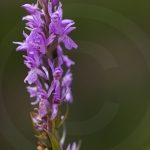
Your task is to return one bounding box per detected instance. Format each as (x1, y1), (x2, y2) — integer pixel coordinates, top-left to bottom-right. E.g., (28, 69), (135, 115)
(44, 129), (61, 150)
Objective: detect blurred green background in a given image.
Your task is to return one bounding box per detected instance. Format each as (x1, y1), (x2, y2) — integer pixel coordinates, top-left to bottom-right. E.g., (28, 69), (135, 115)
(1, 0), (150, 150)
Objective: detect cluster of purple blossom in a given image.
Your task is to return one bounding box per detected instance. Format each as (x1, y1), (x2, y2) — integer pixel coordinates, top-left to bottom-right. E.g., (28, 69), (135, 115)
(13, 0), (80, 149)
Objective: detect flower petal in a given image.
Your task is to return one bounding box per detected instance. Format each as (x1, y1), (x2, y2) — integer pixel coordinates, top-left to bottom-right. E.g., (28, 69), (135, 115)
(23, 30), (28, 38)
(31, 97), (40, 105)
(22, 4), (37, 14)
(24, 69), (38, 84)
(26, 86), (37, 97)
(36, 68), (48, 80)
(51, 104), (58, 120)
(41, 66), (49, 80)
(62, 35), (78, 50)
(48, 81), (56, 97)
(48, 58), (54, 73)
(63, 55), (75, 67)
(46, 33), (56, 46)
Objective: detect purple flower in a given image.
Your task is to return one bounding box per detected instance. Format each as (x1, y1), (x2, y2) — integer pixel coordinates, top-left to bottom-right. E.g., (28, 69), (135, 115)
(47, 58), (63, 97)
(24, 68), (48, 84)
(22, 3), (44, 29)
(37, 88), (48, 100)
(23, 54), (40, 69)
(49, 2), (63, 34)
(38, 99), (50, 118)
(22, 3), (38, 14)
(59, 35), (78, 50)
(48, 2), (78, 50)
(53, 66), (63, 80)
(13, 0), (79, 148)
(62, 69), (73, 102)
(58, 18), (78, 50)
(26, 86), (40, 105)
(13, 29), (55, 55)
(25, 28), (47, 54)
(51, 104), (58, 120)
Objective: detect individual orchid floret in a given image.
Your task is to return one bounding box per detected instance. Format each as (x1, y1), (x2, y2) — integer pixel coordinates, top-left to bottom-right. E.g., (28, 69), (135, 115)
(47, 58), (63, 97)
(26, 86), (41, 105)
(53, 66), (63, 80)
(23, 55), (40, 69)
(59, 20), (78, 50)
(22, 3), (38, 14)
(13, 28), (55, 55)
(49, 9), (62, 34)
(59, 34), (78, 50)
(37, 88), (49, 100)
(51, 81), (71, 120)
(62, 69), (73, 102)
(23, 13), (44, 29)
(48, 58), (63, 78)
(25, 28), (47, 54)
(51, 83), (61, 120)
(48, 2), (78, 50)
(22, 3), (45, 29)
(24, 67), (48, 84)
(38, 99), (50, 118)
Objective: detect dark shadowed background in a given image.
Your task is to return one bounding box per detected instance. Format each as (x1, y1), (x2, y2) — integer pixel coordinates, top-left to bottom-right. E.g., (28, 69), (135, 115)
(1, 0), (150, 150)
